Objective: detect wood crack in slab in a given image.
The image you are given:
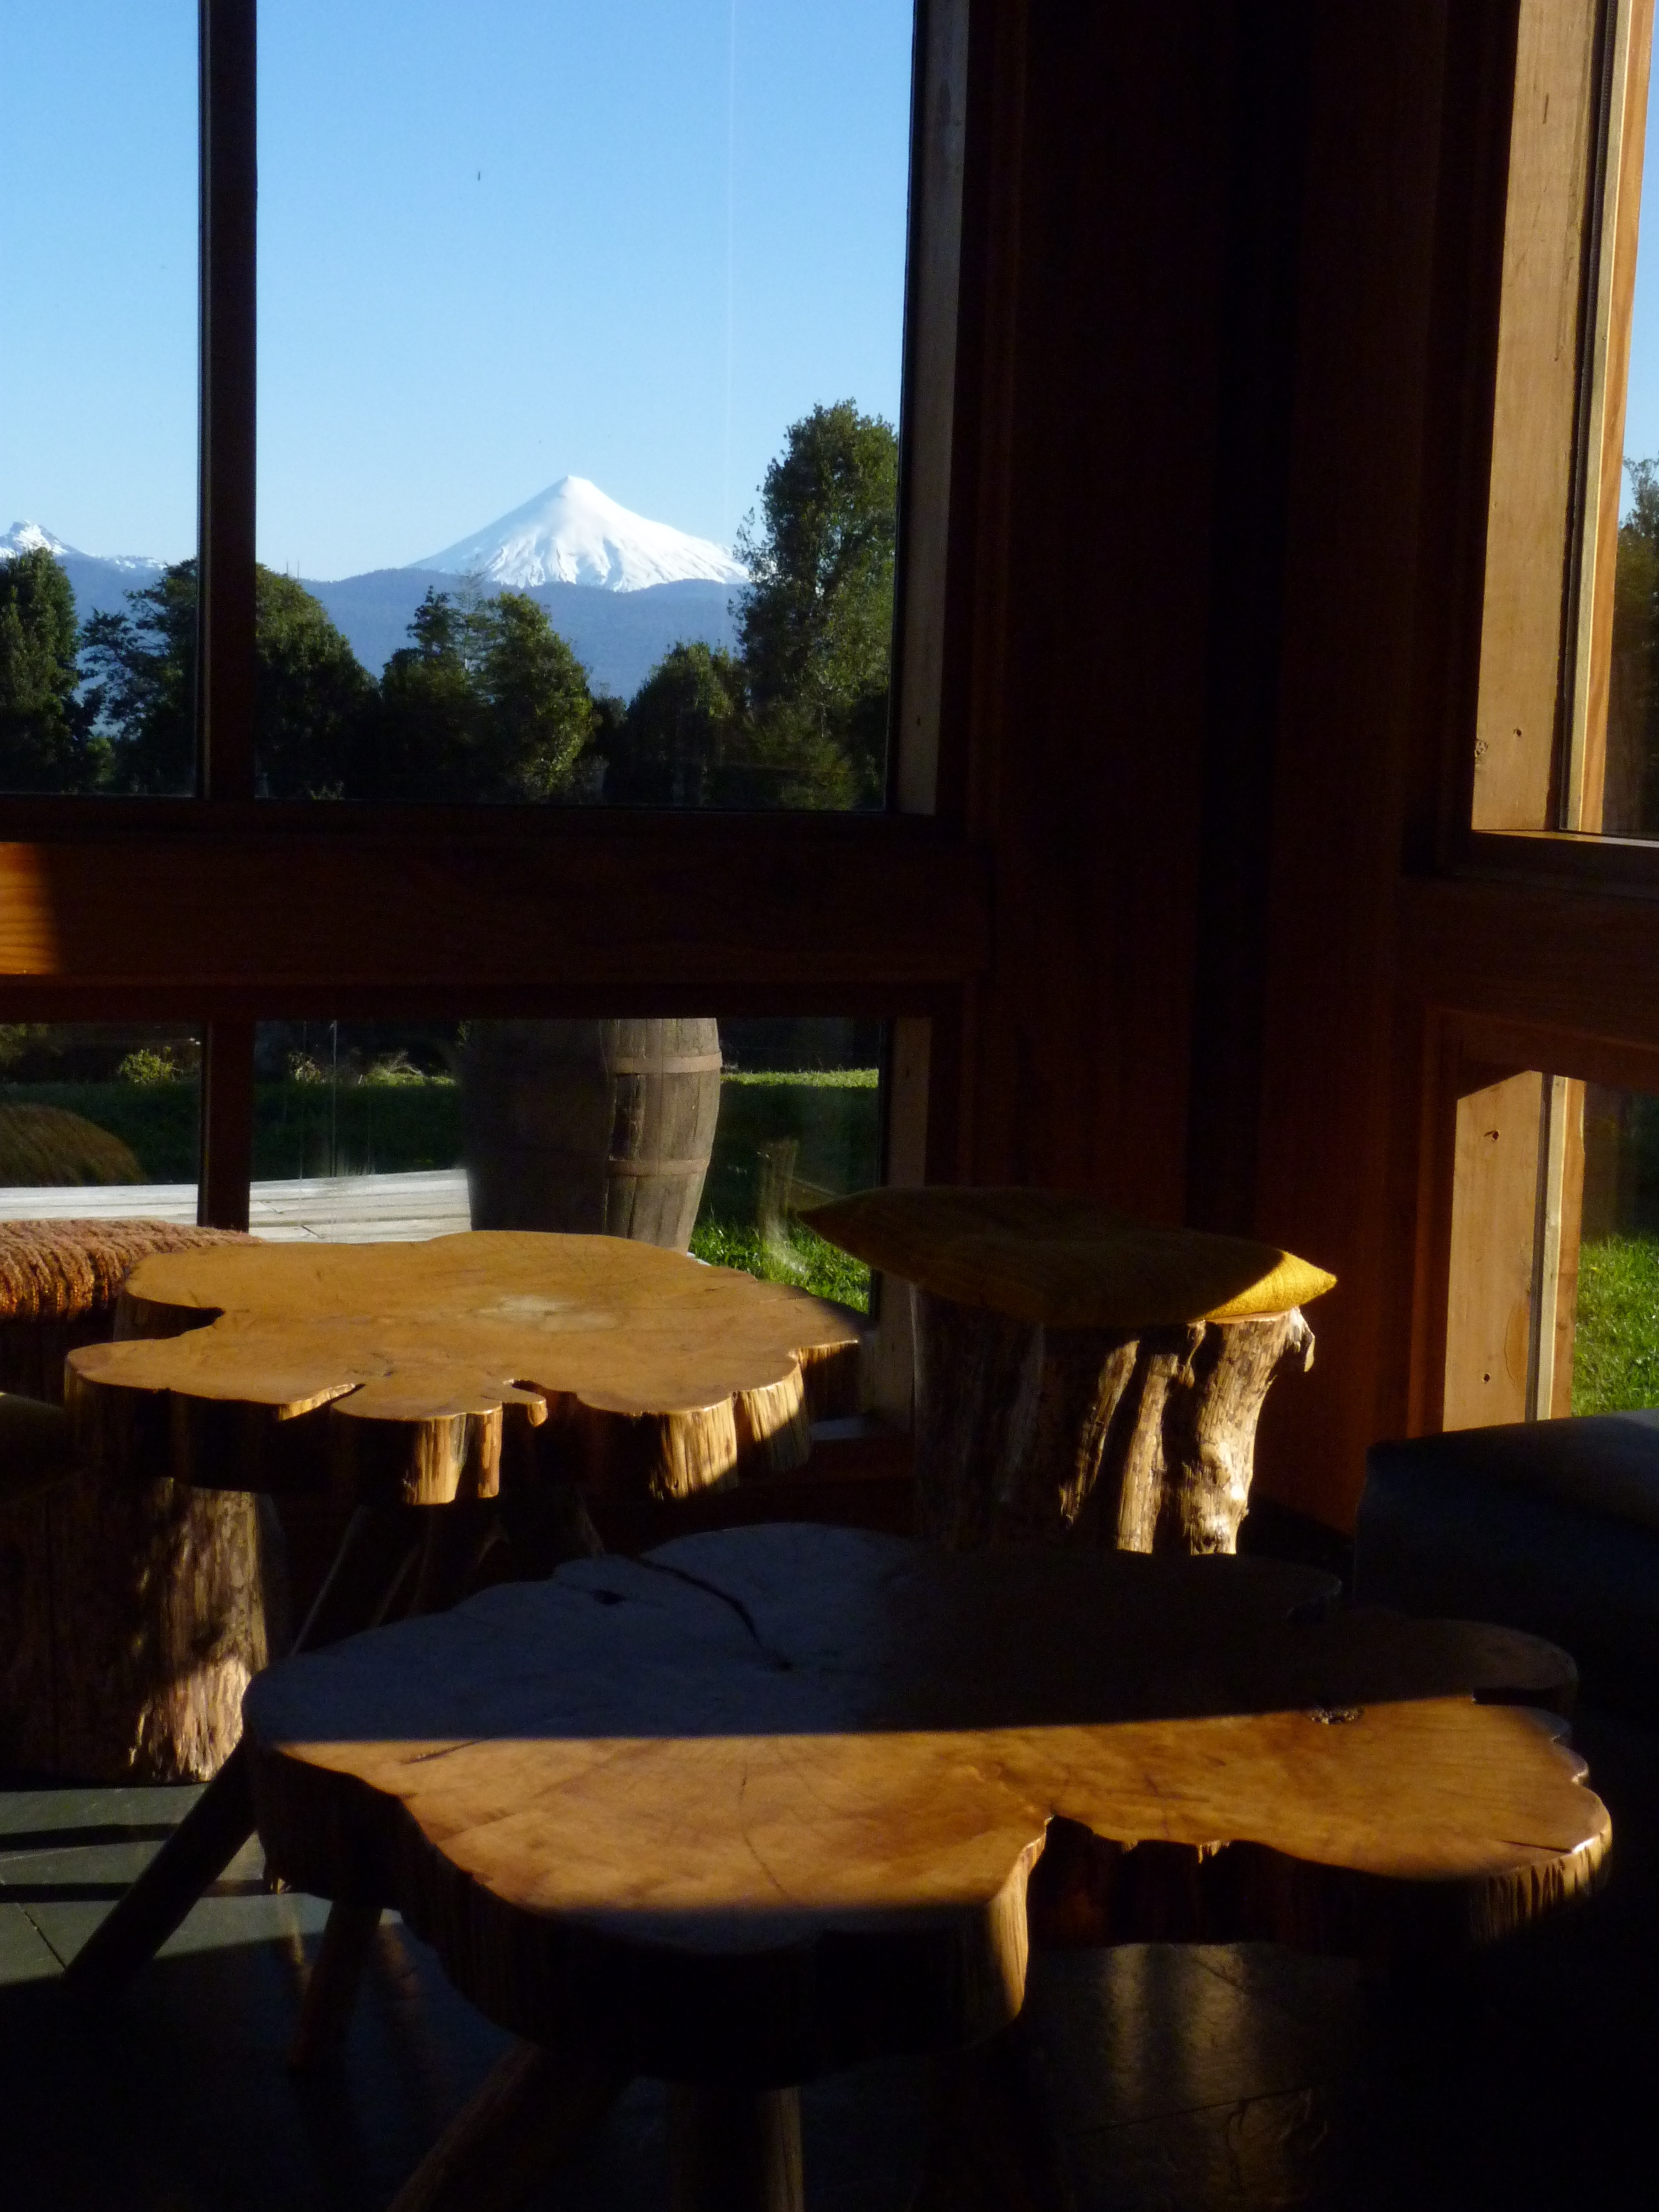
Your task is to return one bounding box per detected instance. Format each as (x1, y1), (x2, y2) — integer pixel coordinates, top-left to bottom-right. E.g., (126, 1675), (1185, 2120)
(632, 1554), (794, 1672)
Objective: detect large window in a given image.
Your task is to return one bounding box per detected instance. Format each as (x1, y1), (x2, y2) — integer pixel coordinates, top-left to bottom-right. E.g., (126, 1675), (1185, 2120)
(252, 2), (909, 812)
(1473, 0), (1656, 836)
(1436, 0), (1659, 1430)
(1, 3), (916, 817)
(0, 1), (972, 1304)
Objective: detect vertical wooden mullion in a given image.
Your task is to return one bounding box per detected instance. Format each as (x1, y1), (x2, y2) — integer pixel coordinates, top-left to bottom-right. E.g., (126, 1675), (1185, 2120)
(198, 0), (258, 804)
(200, 1019), (256, 1231)
(197, 0), (258, 1225)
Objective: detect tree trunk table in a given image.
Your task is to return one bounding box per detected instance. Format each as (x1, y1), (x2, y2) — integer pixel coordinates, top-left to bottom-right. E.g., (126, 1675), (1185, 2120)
(58, 1230), (860, 2001)
(0, 1218), (273, 1783)
(808, 1187), (1336, 1551)
(242, 1522), (1606, 2212)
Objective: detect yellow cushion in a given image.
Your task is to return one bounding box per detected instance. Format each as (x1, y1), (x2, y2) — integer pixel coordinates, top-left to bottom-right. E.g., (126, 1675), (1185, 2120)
(805, 1187), (1335, 1327)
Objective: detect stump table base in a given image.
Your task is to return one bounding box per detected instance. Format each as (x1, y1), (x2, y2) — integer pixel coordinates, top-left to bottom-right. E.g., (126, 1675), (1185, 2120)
(912, 1289), (1314, 1551)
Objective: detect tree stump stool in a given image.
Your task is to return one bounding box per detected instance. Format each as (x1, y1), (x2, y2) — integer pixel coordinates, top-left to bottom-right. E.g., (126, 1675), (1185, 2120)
(0, 1218), (280, 1782)
(242, 1524), (1606, 2212)
(809, 1188), (1335, 1552)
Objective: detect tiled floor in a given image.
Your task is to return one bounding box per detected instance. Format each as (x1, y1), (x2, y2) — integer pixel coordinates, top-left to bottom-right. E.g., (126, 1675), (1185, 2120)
(2, 1700), (1655, 2210)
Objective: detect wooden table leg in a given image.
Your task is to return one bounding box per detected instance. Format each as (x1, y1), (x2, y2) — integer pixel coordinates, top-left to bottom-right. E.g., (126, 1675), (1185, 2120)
(387, 2041), (627, 2212)
(62, 1506), (424, 1997)
(62, 1743), (254, 1995)
(286, 1896), (383, 2069)
(909, 2026), (1067, 2212)
(669, 2084), (805, 2212)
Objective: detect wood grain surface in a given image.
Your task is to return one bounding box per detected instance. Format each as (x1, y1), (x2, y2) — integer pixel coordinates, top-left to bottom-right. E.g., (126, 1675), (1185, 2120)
(244, 1525), (1606, 2087)
(64, 1233), (860, 1507)
(807, 1187), (1335, 1326)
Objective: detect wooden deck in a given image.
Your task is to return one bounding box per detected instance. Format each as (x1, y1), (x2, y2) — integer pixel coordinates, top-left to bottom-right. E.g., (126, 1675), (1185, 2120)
(0, 1168), (471, 1243)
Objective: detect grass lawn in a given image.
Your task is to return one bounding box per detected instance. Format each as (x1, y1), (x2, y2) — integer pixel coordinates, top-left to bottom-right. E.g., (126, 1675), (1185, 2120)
(1572, 1233), (1659, 1413)
(689, 1218), (871, 1311)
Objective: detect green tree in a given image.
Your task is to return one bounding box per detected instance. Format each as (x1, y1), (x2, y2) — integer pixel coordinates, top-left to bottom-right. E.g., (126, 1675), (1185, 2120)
(0, 546), (105, 791)
(1610, 459), (1659, 832)
(255, 568), (376, 796)
(734, 400), (899, 807)
(82, 561), (373, 796)
(80, 562), (196, 791)
(368, 586), (595, 801)
(477, 589), (595, 797)
(603, 640), (745, 805)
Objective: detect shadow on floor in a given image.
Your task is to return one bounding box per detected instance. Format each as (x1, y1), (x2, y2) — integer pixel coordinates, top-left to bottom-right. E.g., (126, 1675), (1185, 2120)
(3, 1699), (1655, 2210)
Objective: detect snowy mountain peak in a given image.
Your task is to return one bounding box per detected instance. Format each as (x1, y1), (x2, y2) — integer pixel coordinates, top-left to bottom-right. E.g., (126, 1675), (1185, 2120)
(1, 521), (164, 574)
(1, 520), (77, 561)
(413, 476), (747, 594)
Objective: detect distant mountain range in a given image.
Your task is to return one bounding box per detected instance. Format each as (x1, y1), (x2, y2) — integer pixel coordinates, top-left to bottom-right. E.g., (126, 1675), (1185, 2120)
(1, 479), (745, 700)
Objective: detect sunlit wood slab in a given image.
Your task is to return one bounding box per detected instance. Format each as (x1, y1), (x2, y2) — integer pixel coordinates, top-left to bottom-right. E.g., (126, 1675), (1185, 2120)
(245, 1524), (1606, 2093)
(64, 1231), (862, 1507)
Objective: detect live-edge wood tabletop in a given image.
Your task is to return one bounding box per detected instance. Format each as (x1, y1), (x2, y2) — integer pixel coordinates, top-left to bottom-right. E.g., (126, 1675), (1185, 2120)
(243, 1523), (1608, 2089)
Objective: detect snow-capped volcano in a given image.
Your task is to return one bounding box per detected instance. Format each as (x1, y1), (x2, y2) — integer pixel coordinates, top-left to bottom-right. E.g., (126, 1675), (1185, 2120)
(1, 520), (163, 573)
(2, 520), (73, 561)
(413, 476), (747, 594)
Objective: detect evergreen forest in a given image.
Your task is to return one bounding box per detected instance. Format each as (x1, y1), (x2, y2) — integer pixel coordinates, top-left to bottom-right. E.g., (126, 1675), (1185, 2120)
(0, 402), (897, 809)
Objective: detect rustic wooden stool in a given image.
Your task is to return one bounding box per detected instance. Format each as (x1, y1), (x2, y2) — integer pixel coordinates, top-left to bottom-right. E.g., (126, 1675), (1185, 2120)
(0, 1217), (275, 1782)
(809, 1188), (1335, 1552)
(242, 1523), (1605, 2212)
(58, 1230), (860, 2017)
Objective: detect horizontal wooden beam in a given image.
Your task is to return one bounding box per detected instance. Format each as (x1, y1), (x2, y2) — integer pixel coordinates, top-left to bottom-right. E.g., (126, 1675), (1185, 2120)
(1399, 869), (1659, 1066)
(0, 808), (989, 1015)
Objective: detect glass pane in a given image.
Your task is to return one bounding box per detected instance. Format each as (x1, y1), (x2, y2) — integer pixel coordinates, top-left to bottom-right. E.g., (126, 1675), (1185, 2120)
(249, 1016), (881, 1310)
(0, 1025), (201, 1220)
(0, 4), (196, 795)
(254, 2), (912, 808)
(1571, 1081), (1659, 1410)
(1444, 1068), (1659, 1422)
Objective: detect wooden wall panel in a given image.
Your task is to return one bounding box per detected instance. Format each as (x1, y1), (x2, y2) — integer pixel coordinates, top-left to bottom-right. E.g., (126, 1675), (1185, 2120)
(0, 815), (988, 1010)
(1400, 870), (1659, 1048)
(1244, 3), (1486, 1525)
(945, 0), (1233, 1213)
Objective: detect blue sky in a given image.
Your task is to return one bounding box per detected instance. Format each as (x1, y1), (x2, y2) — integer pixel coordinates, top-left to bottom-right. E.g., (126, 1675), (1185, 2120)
(1626, 67), (1659, 495)
(1, 1), (913, 578)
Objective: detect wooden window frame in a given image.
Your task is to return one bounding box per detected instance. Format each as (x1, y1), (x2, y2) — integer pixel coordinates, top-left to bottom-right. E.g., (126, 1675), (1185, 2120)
(1404, 0), (1659, 1429)
(0, 0), (985, 1246)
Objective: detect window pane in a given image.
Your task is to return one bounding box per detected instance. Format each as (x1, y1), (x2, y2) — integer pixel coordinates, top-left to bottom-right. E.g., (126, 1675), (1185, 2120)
(1571, 1082), (1659, 1409)
(253, 2), (912, 808)
(0, 1025), (201, 1221)
(249, 1016), (880, 1310)
(0, 4), (197, 796)
(1443, 1067), (1659, 1422)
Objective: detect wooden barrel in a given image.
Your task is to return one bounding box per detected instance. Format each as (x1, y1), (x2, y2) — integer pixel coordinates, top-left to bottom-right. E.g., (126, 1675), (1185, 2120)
(462, 1019), (723, 1250)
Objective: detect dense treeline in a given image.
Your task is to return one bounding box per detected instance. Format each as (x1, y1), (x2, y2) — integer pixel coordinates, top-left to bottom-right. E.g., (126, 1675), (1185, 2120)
(0, 402), (896, 808)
